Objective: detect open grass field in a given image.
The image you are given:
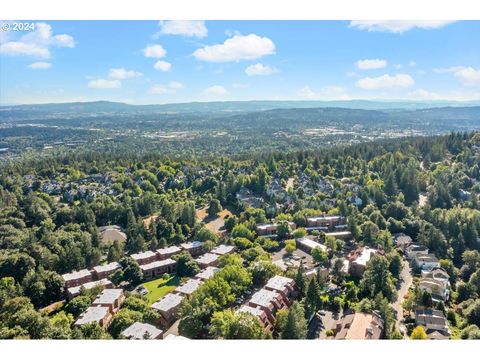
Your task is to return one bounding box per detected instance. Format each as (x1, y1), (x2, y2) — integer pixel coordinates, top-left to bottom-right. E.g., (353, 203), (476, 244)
(142, 275), (180, 304)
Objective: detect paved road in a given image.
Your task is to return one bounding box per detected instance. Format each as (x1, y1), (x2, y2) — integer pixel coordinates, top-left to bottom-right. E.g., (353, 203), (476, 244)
(392, 259), (413, 338)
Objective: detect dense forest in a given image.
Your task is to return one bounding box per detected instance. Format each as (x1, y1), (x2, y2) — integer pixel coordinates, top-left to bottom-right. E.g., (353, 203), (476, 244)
(1, 129), (480, 339)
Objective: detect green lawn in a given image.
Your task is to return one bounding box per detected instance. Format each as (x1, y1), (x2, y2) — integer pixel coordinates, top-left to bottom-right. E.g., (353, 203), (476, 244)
(142, 275), (180, 304)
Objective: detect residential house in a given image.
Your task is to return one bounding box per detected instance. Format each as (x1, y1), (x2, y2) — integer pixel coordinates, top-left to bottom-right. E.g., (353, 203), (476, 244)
(180, 241), (205, 257)
(120, 322), (163, 340)
(238, 305), (274, 332)
(295, 237), (327, 254)
(418, 278), (450, 302)
(196, 252), (220, 269)
(264, 275), (296, 305)
(413, 253), (440, 271)
(174, 278), (203, 296)
(140, 259), (176, 280)
(415, 308), (450, 340)
(248, 289), (288, 325)
(255, 222), (296, 238)
(92, 262), (121, 280)
(131, 250), (157, 265)
(406, 243), (429, 261)
(195, 266), (220, 281)
(74, 306), (112, 328)
(92, 289), (125, 314)
(62, 269), (93, 288)
(333, 310), (384, 340)
(151, 293), (184, 326)
(348, 247), (379, 277)
(211, 244), (235, 256)
(67, 278), (113, 298)
(305, 215), (346, 232)
(156, 245), (182, 260)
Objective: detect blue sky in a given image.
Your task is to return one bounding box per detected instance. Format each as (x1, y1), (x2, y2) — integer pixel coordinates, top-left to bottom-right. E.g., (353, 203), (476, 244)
(1, 20), (479, 104)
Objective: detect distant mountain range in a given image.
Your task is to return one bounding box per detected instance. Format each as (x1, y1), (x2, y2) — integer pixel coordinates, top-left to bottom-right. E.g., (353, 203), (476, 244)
(2, 99), (480, 115)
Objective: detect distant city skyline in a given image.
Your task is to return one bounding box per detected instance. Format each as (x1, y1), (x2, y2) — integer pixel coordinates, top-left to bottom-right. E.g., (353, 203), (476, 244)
(1, 20), (479, 105)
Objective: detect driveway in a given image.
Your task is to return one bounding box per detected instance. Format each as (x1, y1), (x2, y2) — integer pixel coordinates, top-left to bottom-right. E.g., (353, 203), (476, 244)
(392, 259), (413, 338)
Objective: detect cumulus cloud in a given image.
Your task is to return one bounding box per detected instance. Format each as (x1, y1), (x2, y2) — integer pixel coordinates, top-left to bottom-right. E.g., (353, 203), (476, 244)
(27, 62), (52, 69)
(88, 79), (121, 89)
(436, 66), (480, 86)
(0, 22), (75, 59)
(356, 59), (387, 70)
(203, 85), (228, 95)
(193, 34), (275, 63)
(157, 20), (207, 38)
(245, 63), (278, 76)
(298, 85), (349, 100)
(143, 44), (167, 58)
(108, 68), (142, 80)
(153, 60), (172, 72)
(149, 81), (184, 95)
(349, 20), (455, 34)
(355, 73), (414, 90)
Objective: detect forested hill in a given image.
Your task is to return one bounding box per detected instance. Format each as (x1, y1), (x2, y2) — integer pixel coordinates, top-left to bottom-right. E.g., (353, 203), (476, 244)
(2, 100), (480, 117)
(1, 104), (479, 160)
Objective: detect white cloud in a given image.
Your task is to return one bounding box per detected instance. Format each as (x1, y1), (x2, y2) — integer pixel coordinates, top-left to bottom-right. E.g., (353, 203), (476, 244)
(0, 22), (75, 59)
(153, 60), (172, 72)
(203, 85), (228, 95)
(407, 88), (441, 100)
(193, 34), (275, 63)
(349, 20), (455, 34)
(356, 58), (387, 70)
(408, 61), (416, 67)
(436, 66), (480, 86)
(53, 34), (75, 48)
(27, 62), (52, 69)
(143, 44), (167, 58)
(298, 85), (349, 100)
(149, 81), (184, 95)
(168, 81), (184, 90)
(157, 20), (207, 38)
(346, 71), (357, 77)
(88, 79), (121, 89)
(355, 73), (415, 90)
(108, 68), (142, 80)
(245, 63), (278, 76)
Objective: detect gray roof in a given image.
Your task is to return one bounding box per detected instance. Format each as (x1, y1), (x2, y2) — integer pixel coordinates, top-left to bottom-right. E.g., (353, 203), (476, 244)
(93, 262), (121, 274)
(62, 269), (92, 282)
(156, 246), (182, 256)
(92, 289), (124, 305)
(67, 279), (112, 297)
(140, 258), (176, 271)
(151, 293), (184, 312)
(175, 278), (202, 295)
(196, 252), (219, 265)
(195, 266), (220, 280)
(121, 322), (163, 340)
(265, 275), (294, 292)
(131, 250), (156, 262)
(74, 306), (109, 326)
(211, 244), (235, 255)
(250, 288), (280, 308)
